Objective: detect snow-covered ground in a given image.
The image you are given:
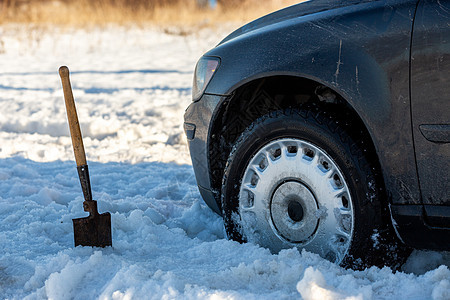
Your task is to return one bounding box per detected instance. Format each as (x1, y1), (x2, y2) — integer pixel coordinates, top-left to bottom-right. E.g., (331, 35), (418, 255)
(0, 25), (449, 299)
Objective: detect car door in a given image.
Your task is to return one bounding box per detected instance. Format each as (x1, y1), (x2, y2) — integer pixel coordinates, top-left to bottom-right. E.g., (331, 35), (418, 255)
(410, 0), (450, 221)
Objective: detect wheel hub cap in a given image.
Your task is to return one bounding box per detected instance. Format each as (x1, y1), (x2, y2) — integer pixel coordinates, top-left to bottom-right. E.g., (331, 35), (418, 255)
(271, 181), (318, 243)
(238, 138), (354, 264)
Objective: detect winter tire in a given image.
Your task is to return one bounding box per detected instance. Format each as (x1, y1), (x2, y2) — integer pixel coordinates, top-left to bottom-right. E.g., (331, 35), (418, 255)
(221, 108), (408, 269)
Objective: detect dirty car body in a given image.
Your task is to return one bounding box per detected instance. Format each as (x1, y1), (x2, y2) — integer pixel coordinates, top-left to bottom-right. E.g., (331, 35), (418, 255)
(184, 0), (450, 267)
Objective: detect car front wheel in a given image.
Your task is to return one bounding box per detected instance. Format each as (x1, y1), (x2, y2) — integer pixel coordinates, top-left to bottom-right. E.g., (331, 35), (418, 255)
(221, 108), (406, 269)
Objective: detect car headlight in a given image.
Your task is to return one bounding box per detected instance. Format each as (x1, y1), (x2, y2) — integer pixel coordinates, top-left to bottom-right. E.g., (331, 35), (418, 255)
(192, 56), (220, 101)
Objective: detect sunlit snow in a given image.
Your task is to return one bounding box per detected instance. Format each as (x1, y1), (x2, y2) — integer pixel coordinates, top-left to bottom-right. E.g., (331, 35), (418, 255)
(0, 25), (448, 299)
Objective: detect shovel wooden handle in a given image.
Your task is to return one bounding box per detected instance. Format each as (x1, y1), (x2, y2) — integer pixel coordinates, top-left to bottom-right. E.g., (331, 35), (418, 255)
(59, 66), (87, 167)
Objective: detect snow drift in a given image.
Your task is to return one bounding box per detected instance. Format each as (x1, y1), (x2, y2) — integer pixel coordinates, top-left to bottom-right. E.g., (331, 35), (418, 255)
(0, 25), (448, 299)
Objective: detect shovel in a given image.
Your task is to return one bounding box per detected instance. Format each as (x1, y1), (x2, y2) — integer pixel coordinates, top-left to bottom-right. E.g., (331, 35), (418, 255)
(59, 66), (112, 247)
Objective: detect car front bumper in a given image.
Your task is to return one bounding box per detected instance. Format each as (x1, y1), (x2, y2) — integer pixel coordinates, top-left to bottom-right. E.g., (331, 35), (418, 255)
(184, 94), (223, 215)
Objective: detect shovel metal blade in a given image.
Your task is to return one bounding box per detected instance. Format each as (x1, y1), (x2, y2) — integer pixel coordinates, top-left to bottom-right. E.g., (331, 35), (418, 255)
(73, 212), (112, 247)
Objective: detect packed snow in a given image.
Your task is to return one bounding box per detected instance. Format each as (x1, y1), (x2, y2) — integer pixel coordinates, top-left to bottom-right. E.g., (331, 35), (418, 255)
(0, 25), (449, 299)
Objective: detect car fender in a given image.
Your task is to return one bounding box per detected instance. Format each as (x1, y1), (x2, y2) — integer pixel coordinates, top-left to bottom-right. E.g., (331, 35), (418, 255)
(205, 0), (421, 205)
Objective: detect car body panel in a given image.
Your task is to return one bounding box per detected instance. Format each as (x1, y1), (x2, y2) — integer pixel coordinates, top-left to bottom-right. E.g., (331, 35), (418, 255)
(411, 0), (450, 206)
(203, 0), (421, 206)
(219, 0), (376, 45)
(185, 94), (222, 214)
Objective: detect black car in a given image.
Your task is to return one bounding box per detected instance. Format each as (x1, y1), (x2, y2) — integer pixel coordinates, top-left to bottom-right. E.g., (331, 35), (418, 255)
(184, 0), (449, 269)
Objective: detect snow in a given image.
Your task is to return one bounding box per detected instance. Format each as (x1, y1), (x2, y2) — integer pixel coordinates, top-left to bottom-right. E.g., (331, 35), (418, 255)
(0, 25), (449, 299)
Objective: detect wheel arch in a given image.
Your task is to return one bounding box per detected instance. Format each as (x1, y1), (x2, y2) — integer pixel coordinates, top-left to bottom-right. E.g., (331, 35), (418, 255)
(208, 74), (388, 215)
(201, 0), (420, 209)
